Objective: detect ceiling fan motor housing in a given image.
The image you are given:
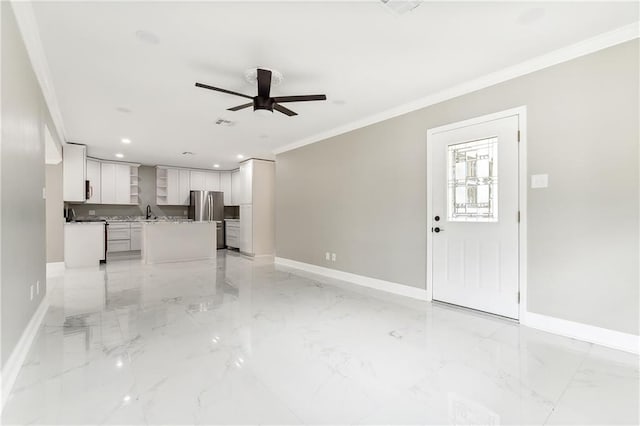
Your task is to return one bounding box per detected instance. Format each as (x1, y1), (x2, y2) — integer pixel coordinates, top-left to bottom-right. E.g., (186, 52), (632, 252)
(254, 96), (274, 112)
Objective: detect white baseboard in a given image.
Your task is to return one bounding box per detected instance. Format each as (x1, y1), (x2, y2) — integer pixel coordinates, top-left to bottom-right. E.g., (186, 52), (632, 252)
(274, 257), (430, 301)
(1, 296), (49, 410)
(46, 261), (64, 276)
(522, 311), (639, 355)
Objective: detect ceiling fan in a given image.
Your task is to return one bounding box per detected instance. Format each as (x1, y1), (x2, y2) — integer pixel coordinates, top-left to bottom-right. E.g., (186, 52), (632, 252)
(195, 68), (326, 117)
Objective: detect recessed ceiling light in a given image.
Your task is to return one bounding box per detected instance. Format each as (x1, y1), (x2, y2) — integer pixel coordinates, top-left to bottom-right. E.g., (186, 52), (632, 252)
(121, 138), (131, 144)
(237, 154), (244, 159)
(182, 151), (194, 156)
(115, 153), (124, 158)
(213, 164), (220, 168)
(135, 30), (159, 45)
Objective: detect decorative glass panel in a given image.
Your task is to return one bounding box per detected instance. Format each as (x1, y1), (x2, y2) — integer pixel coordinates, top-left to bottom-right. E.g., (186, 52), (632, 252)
(447, 137), (498, 222)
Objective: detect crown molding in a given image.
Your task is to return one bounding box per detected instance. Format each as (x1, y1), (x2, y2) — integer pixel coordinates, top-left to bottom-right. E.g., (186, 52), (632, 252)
(9, 1), (67, 145)
(273, 21), (640, 155)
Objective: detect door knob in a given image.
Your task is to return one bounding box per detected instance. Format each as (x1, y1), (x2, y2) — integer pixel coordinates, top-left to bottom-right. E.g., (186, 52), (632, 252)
(433, 227), (443, 233)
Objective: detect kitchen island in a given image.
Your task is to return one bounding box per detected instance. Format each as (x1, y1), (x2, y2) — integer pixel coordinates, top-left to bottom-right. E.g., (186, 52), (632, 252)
(141, 221), (217, 264)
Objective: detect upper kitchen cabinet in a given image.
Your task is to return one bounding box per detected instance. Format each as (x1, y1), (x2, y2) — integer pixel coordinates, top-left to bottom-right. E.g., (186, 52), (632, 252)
(205, 172), (220, 191)
(156, 166), (190, 206)
(86, 159), (101, 203)
(178, 169), (190, 205)
(63, 143), (87, 202)
(239, 161), (253, 205)
(220, 172), (232, 205)
(101, 162), (139, 204)
(190, 170), (206, 191)
(230, 170), (241, 205)
(191, 170), (220, 192)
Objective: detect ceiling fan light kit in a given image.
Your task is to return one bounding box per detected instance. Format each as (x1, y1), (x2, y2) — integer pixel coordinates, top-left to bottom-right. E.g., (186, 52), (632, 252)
(195, 68), (327, 117)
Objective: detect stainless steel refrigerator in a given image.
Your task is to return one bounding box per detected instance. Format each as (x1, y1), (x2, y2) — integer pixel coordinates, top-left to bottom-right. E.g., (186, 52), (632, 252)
(188, 190), (224, 249)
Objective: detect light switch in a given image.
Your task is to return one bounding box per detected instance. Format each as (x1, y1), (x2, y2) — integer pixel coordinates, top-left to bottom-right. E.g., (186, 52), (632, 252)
(42, 187), (46, 199)
(89, 210), (96, 216)
(531, 174), (549, 189)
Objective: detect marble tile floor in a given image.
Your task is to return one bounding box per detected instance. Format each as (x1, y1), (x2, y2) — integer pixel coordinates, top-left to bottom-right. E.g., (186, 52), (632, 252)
(2, 251), (638, 425)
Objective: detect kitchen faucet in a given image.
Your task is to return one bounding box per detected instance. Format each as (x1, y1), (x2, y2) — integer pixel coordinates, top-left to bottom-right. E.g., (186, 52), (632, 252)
(146, 205), (152, 220)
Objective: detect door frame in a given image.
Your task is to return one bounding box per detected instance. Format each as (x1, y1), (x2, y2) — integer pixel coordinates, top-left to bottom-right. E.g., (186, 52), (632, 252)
(426, 106), (527, 321)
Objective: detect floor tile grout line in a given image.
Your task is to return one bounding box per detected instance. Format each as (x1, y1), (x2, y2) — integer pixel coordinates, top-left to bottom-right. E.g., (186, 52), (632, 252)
(541, 342), (593, 425)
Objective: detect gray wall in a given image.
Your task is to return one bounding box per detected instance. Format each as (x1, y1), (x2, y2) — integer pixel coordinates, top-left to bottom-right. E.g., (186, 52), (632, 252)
(68, 165), (187, 218)
(1, 2), (62, 366)
(276, 40), (639, 336)
(45, 163), (64, 262)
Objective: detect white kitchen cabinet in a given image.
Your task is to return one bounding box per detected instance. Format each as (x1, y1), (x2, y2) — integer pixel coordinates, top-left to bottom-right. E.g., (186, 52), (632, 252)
(115, 164), (131, 204)
(130, 225), (142, 251)
(231, 170), (241, 205)
(101, 163), (116, 203)
(64, 223), (104, 267)
(86, 159), (101, 203)
(239, 161), (253, 204)
(63, 143), (87, 202)
(225, 220), (240, 248)
(178, 169), (191, 205)
(190, 170), (206, 190)
(205, 172), (220, 191)
(239, 204), (253, 255)
(166, 168), (180, 205)
(101, 163), (135, 204)
(220, 172), (232, 205)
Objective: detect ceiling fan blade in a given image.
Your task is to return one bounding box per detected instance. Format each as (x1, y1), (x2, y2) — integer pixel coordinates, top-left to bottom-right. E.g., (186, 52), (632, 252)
(272, 94), (327, 103)
(195, 82), (253, 99)
(257, 68), (272, 99)
(227, 102), (253, 111)
(273, 103), (298, 117)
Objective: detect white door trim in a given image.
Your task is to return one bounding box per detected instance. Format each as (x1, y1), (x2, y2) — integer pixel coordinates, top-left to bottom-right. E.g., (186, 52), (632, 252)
(426, 106), (528, 321)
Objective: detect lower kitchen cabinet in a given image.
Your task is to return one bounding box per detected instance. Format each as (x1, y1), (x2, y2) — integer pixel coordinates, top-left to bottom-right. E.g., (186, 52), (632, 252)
(130, 224), (142, 250)
(107, 222), (141, 253)
(225, 220), (240, 249)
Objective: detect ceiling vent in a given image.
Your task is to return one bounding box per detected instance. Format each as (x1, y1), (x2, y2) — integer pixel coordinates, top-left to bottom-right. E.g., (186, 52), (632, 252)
(215, 118), (235, 127)
(380, 0), (421, 15)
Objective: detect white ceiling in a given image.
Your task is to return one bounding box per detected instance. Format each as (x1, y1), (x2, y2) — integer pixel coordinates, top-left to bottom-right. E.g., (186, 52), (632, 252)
(32, 1), (638, 170)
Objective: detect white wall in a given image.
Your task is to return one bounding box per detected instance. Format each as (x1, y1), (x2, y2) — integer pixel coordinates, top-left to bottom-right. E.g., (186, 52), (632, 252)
(1, 1), (62, 366)
(276, 40), (639, 336)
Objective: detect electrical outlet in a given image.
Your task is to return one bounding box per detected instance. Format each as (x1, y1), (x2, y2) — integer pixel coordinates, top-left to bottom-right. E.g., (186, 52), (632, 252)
(36, 280), (40, 295)
(183, 210), (187, 215)
(325, 252), (330, 261)
(89, 210), (96, 216)
(30, 285), (34, 301)
(331, 253), (336, 262)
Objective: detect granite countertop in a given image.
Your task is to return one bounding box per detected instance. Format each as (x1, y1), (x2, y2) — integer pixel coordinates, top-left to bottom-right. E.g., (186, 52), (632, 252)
(142, 220), (221, 225)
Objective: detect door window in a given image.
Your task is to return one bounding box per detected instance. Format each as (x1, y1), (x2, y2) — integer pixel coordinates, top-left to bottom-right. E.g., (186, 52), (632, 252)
(447, 137), (498, 222)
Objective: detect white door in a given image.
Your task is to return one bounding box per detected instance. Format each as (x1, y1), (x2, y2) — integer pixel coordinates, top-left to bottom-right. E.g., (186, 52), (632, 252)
(86, 159), (101, 203)
(240, 204), (253, 255)
(178, 169), (191, 205)
(190, 171), (206, 190)
(220, 172), (232, 205)
(231, 170), (240, 205)
(205, 172), (220, 191)
(431, 114), (520, 319)
(115, 164), (131, 204)
(100, 163), (116, 203)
